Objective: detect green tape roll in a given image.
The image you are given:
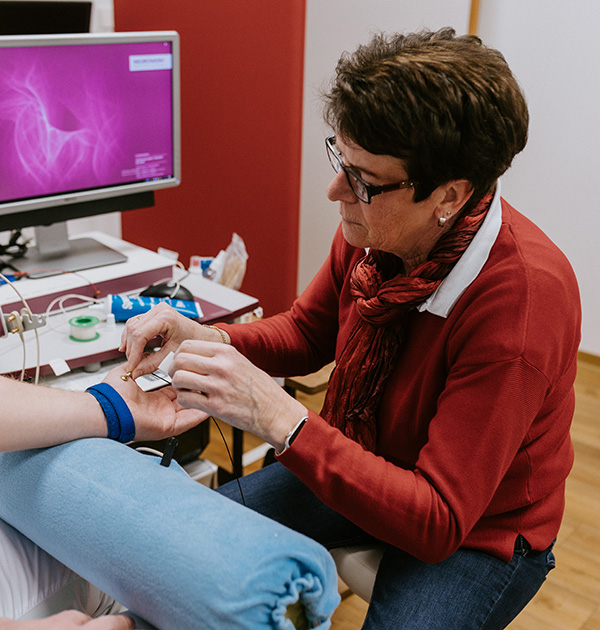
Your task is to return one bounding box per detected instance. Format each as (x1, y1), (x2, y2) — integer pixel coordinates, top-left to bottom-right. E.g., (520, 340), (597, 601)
(69, 315), (100, 342)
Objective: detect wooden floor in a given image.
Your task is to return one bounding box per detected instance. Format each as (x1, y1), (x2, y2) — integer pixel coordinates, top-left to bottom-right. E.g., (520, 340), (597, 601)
(202, 355), (600, 629)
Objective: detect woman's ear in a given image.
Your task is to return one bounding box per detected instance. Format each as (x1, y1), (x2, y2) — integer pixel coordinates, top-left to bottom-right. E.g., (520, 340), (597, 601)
(434, 180), (474, 223)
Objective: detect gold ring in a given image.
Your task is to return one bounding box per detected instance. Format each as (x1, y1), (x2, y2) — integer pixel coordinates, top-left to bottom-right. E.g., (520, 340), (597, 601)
(121, 370), (133, 381)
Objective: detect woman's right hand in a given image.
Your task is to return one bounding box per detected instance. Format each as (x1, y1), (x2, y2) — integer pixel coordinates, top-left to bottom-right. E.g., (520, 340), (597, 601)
(119, 303), (224, 378)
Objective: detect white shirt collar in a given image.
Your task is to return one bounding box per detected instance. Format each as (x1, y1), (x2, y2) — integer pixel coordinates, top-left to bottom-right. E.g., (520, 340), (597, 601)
(416, 180), (503, 318)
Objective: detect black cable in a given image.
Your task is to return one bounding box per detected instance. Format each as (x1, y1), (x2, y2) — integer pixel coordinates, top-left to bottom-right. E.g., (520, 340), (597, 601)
(0, 230), (28, 259)
(160, 437), (178, 467)
(210, 416), (246, 506)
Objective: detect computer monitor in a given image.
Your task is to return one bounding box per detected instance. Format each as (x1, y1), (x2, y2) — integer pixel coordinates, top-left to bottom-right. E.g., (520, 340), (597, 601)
(0, 30), (181, 277)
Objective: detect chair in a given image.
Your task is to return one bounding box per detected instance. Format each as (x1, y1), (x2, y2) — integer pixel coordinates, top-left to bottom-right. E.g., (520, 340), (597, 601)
(330, 544), (384, 603)
(283, 362), (335, 398)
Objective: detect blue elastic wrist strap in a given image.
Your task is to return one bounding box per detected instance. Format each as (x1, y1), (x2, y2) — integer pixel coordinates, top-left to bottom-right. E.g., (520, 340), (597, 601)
(86, 383), (136, 443)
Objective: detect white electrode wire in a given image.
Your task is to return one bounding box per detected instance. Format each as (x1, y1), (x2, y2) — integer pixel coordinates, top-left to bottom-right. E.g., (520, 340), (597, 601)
(134, 447), (165, 458)
(175, 260), (191, 285)
(150, 277), (182, 299)
(0, 273), (41, 383)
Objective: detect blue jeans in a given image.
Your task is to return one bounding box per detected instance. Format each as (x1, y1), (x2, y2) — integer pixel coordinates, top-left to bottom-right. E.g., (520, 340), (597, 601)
(217, 462), (556, 630)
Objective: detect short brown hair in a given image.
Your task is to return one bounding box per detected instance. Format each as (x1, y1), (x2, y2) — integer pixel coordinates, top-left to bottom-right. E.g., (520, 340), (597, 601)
(323, 27), (529, 207)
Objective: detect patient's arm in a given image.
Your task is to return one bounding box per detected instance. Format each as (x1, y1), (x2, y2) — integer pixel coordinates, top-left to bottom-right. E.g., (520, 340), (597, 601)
(0, 611), (133, 629)
(0, 365), (206, 452)
(0, 377), (107, 452)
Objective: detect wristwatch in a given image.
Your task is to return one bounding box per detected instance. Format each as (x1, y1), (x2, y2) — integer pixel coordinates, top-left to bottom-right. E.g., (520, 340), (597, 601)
(278, 416), (308, 455)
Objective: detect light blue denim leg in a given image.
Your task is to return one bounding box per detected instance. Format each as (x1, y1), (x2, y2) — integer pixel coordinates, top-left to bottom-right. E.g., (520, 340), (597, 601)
(0, 440), (340, 630)
(217, 462), (373, 549)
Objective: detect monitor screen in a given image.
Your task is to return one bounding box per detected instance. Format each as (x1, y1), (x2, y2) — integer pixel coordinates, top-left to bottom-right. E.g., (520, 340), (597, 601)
(0, 31), (181, 276)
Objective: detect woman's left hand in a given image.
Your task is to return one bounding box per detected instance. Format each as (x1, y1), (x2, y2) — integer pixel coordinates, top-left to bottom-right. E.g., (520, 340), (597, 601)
(103, 366), (209, 442)
(167, 340), (307, 451)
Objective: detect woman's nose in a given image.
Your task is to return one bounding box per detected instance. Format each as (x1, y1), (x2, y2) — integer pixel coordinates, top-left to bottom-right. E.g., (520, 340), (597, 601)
(326, 169), (357, 203)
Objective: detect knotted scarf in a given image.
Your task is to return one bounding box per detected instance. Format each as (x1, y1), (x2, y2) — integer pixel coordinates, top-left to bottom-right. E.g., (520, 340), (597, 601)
(320, 194), (493, 452)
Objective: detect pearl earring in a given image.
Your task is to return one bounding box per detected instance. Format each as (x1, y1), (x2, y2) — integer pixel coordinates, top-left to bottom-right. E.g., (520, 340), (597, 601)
(438, 211), (452, 228)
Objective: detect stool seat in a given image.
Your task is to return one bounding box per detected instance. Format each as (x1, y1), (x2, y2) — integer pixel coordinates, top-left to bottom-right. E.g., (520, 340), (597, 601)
(284, 362), (335, 397)
(330, 543), (385, 603)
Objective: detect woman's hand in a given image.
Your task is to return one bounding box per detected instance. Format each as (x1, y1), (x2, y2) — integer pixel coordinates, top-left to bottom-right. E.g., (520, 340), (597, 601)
(0, 611), (134, 629)
(119, 303), (224, 378)
(102, 365), (208, 442)
(168, 340), (307, 451)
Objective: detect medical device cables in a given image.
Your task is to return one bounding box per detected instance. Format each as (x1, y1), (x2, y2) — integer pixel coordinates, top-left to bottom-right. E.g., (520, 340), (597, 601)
(0, 272), (42, 383)
(210, 416), (246, 506)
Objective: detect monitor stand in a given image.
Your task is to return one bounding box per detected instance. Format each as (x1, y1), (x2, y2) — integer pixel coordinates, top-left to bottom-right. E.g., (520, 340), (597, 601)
(4, 222), (127, 278)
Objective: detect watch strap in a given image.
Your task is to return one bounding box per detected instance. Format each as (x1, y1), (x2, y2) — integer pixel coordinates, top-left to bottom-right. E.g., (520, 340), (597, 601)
(277, 416), (308, 456)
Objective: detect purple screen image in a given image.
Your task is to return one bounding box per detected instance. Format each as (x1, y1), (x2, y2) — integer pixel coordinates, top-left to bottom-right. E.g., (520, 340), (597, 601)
(0, 40), (174, 203)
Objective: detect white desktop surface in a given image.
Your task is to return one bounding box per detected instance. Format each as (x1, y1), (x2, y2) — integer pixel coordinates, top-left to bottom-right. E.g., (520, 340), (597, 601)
(0, 306), (121, 377)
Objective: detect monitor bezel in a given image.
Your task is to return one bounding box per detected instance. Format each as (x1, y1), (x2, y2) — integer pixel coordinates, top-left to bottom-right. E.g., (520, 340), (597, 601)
(0, 30), (181, 223)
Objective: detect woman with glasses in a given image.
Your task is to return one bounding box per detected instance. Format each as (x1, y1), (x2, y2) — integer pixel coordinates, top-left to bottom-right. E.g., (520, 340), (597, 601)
(122, 27), (581, 629)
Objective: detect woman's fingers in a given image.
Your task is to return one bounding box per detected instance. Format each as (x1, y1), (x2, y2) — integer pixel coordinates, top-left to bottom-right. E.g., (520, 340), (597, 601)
(167, 340), (308, 450)
(120, 313), (165, 369)
(120, 304), (217, 377)
(120, 304), (185, 374)
(175, 388), (211, 413)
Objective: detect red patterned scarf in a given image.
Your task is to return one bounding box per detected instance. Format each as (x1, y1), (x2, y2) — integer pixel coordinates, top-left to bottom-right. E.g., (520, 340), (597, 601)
(320, 194), (493, 452)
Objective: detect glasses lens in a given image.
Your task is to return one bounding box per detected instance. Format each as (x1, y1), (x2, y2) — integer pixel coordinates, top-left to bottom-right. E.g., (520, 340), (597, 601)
(326, 137), (370, 203)
(349, 173), (368, 203)
(326, 139), (342, 173)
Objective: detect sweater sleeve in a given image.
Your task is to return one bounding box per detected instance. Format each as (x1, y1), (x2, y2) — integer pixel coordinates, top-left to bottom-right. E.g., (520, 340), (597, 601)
(278, 352), (572, 564)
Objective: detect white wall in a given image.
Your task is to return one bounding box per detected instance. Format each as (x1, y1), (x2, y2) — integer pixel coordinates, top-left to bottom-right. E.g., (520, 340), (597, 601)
(89, 0), (114, 33)
(477, 0), (600, 355)
(298, 1), (471, 293)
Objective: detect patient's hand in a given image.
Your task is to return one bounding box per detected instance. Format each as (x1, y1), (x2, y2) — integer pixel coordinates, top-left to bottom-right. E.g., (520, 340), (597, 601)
(0, 611), (134, 629)
(102, 365), (209, 442)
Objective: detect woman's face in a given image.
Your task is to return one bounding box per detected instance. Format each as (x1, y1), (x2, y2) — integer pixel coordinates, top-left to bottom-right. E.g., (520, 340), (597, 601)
(326, 137), (447, 269)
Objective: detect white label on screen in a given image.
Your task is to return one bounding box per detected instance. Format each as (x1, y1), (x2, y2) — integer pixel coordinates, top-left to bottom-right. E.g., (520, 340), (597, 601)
(129, 54), (173, 72)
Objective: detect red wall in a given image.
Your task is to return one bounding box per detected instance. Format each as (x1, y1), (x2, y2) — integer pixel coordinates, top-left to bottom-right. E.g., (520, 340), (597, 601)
(114, 0), (306, 317)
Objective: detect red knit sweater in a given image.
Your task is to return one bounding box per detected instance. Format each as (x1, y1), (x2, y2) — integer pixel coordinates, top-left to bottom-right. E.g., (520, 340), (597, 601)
(221, 200), (581, 563)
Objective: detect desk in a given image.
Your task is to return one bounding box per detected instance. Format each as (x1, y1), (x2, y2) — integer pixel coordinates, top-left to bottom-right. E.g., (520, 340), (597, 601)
(0, 234), (259, 378)
(0, 232), (173, 315)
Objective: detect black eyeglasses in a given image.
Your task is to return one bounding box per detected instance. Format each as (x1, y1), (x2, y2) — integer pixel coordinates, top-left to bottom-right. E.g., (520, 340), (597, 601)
(325, 135), (414, 204)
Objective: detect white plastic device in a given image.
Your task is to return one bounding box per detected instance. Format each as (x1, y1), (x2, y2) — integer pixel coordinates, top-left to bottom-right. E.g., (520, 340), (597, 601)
(0, 304), (6, 338)
(0, 304), (46, 338)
